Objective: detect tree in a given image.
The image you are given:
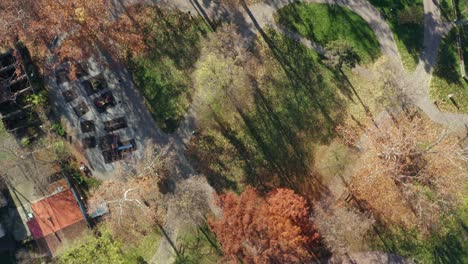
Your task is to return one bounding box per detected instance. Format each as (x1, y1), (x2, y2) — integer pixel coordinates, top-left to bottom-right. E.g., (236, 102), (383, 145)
(171, 176), (214, 226)
(58, 229), (125, 264)
(323, 39), (361, 70)
(88, 141), (174, 243)
(344, 110), (467, 230)
(312, 202), (374, 254)
(88, 177), (166, 244)
(192, 24), (253, 127)
(209, 187), (321, 263)
(0, 0), (145, 77)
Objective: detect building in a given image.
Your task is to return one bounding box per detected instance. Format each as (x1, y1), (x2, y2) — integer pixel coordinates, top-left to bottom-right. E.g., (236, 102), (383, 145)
(26, 187), (88, 257)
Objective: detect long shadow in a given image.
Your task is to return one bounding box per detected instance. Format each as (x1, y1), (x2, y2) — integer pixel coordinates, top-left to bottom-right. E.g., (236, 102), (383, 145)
(192, 1), (343, 199)
(242, 1), (336, 127)
(189, 0), (216, 32)
(277, 3), (381, 62)
(115, 5), (209, 132)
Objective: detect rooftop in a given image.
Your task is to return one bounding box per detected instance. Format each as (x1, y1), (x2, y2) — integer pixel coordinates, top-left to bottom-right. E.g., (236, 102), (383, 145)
(27, 189), (84, 240)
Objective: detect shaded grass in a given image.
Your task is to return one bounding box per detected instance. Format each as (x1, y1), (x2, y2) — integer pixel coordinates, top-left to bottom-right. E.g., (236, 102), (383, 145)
(440, 0), (456, 21)
(368, 0), (424, 71)
(121, 228), (162, 263)
(174, 224), (222, 264)
(439, 0), (468, 21)
(129, 8), (210, 133)
(276, 3), (381, 64)
(430, 28), (468, 113)
(457, 0), (468, 19)
(371, 204), (468, 263)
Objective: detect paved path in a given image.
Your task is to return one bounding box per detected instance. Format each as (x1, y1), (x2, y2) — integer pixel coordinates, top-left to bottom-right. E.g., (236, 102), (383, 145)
(246, 0), (468, 132)
(406, 0), (468, 132)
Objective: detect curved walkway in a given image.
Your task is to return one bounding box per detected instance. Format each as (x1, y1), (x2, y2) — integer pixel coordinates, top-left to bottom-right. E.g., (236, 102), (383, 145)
(246, 0), (468, 132)
(248, 0), (402, 65)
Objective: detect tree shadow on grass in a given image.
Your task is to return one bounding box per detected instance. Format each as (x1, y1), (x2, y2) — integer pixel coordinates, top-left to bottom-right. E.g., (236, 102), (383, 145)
(120, 6), (210, 132)
(276, 3), (381, 63)
(433, 30), (466, 85)
(195, 1), (344, 199)
(372, 221), (467, 264)
(368, 0), (424, 67)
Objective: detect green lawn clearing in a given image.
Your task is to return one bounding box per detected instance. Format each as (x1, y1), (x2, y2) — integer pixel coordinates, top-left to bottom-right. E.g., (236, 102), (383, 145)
(129, 7), (210, 133)
(368, 0), (424, 71)
(276, 3), (381, 64)
(430, 28), (468, 113)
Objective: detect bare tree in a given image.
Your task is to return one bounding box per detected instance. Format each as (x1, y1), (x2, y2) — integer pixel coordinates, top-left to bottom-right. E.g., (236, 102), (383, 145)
(312, 202), (374, 254)
(88, 141), (175, 243)
(346, 109), (467, 230)
(89, 177), (166, 244)
(170, 176), (215, 226)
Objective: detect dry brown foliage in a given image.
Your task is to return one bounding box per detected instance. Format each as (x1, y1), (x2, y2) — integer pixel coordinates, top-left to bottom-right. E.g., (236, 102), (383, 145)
(312, 203), (374, 254)
(345, 110), (467, 231)
(89, 177), (166, 244)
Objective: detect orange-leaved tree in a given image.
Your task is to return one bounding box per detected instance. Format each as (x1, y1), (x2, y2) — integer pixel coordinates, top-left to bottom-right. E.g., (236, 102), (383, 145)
(209, 187), (322, 263)
(0, 0), (145, 77)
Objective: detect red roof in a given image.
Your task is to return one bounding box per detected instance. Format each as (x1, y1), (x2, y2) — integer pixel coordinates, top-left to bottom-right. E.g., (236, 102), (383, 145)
(27, 189), (84, 239)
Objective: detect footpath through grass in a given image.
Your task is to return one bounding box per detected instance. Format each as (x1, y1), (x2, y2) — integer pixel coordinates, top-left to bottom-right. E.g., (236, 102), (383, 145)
(368, 0), (424, 71)
(276, 3), (381, 64)
(129, 8), (210, 133)
(430, 28), (468, 113)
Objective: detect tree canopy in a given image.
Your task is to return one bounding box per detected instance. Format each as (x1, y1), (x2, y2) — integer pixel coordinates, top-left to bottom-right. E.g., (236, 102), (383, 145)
(209, 187), (321, 263)
(58, 230), (124, 264)
(0, 0), (144, 76)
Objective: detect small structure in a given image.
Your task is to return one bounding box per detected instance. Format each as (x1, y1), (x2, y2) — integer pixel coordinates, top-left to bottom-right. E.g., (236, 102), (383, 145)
(0, 49), (41, 140)
(26, 188), (88, 257)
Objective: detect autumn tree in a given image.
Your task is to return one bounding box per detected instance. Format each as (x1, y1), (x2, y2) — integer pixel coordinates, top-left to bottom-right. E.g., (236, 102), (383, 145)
(171, 176), (215, 226)
(193, 24), (253, 127)
(209, 187), (322, 263)
(88, 177), (166, 244)
(344, 110), (467, 230)
(0, 0), (145, 77)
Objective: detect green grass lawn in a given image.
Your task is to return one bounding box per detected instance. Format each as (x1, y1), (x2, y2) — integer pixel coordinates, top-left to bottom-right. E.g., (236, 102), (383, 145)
(430, 28), (468, 113)
(276, 3), (381, 64)
(368, 0), (424, 71)
(129, 8), (210, 133)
